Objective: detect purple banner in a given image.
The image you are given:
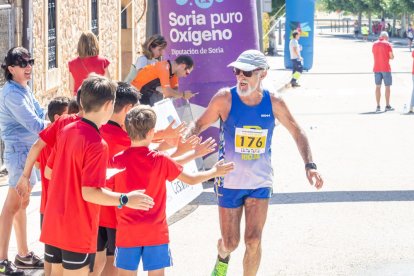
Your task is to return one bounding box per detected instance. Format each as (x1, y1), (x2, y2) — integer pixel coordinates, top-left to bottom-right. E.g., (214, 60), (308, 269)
(158, 0), (260, 107)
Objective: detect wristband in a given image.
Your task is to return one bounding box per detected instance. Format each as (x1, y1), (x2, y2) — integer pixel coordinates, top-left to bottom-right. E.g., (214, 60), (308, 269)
(305, 162), (317, 170)
(118, 194), (129, 209)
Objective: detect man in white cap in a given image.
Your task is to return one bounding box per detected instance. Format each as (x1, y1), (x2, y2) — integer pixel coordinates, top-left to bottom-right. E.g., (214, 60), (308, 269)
(372, 31), (394, 112)
(188, 49), (324, 276)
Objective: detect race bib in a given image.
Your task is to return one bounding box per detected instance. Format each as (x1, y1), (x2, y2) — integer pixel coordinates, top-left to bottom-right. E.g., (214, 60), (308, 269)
(235, 127), (268, 154)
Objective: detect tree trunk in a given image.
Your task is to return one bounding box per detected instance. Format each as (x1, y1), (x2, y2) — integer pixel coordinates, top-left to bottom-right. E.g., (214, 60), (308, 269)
(402, 13), (406, 38)
(368, 12), (372, 35)
(392, 14), (396, 37)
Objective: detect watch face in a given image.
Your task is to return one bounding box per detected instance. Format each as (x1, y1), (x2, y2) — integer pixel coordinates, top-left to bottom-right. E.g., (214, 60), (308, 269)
(306, 163), (317, 170)
(121, 195), (128, 205)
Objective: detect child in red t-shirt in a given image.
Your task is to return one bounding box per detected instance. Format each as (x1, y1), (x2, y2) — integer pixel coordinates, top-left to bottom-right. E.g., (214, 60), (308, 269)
(112, 106), (234, 275)
(94, 82), (139, 276)
(37, 97), (73, 219)
(40, 75), (154, 276)
(96, 82), (217, 276)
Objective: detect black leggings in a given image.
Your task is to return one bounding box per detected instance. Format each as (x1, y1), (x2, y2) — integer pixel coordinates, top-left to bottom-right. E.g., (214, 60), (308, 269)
(290, 59), (303, 84)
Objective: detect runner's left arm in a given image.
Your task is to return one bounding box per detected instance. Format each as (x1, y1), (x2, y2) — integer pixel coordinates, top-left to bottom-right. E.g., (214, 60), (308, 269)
(271, 94), (323, 189)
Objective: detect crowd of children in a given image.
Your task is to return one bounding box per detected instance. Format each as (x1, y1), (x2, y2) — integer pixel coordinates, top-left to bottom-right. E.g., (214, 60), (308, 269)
(0, 31), (234, 276)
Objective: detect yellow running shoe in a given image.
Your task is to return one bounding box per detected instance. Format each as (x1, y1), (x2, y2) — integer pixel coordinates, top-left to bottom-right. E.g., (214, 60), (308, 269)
(211, 258), (229, 276)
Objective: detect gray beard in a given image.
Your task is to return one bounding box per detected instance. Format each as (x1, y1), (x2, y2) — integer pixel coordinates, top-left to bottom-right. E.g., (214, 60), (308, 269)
(236, 83), (254, 97)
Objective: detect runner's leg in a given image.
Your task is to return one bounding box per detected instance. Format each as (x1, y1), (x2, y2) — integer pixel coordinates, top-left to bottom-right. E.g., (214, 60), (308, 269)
(242, 198), (269, 276)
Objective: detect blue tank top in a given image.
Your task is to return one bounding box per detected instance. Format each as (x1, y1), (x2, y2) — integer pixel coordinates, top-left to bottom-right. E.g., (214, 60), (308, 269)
(215, 87), (275, 189)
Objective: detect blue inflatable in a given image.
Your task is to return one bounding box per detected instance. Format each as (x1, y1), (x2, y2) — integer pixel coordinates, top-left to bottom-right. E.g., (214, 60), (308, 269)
(284, 0), (315, 70)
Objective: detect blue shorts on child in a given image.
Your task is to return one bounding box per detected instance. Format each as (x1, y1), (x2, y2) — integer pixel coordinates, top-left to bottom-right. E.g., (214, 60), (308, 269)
(114, 244), (172, 271)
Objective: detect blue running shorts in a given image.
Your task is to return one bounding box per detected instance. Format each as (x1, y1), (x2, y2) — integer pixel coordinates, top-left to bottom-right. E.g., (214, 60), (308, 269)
(115, 244), (172, 271)
(215, 186), (272, 208)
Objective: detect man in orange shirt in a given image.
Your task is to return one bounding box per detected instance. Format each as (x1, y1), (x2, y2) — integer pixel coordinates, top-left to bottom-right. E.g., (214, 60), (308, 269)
(131, 55), (196, 106)
(372, 31), (394, 112)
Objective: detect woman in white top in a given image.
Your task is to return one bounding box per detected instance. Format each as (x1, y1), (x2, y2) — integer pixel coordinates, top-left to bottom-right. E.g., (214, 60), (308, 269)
(124, 34), (167, 83)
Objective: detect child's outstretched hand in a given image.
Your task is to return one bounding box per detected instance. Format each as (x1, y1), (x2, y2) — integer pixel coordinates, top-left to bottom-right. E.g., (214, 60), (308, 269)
(194, 137), (217, 158)
(163, 121), (187, 139)
(126, 190), (155, 210)
(175, 135), (200, 156)
(212, 160), (235, 177)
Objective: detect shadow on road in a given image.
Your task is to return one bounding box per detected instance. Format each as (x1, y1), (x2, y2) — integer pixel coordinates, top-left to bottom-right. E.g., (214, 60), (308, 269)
(192, 188), (414, 205)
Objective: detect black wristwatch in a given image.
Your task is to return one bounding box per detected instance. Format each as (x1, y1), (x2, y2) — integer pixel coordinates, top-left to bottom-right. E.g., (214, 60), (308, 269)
(305, 162), (317, 170)
(118, 194), (129, 209)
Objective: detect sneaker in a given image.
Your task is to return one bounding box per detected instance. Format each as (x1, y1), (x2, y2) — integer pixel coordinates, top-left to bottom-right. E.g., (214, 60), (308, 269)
(385, 105), (395, 111)
(14, 252), (44, 269)
(211, 257), (229, 276)
(375, 106), (381, 113)
(291, 82), (301, 87)
(0, 259), (24, 275)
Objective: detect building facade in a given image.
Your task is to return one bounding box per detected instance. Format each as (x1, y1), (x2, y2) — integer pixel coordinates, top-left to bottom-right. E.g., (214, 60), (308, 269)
(31, 0), (147, 103)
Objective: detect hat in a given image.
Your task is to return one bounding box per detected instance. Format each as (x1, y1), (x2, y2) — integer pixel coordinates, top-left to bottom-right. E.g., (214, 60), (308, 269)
(227, 49), (269, 71)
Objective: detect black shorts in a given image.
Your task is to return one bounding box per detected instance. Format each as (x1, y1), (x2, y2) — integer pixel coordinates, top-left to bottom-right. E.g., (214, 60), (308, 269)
(97, 226), (116, 256)
(44, 244), (95, 271)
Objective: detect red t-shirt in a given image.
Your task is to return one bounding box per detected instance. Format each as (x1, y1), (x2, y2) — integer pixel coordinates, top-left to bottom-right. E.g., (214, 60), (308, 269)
(99, 121), (131, 229)
(38, 144), (52, 214)
(412, 51), (414, 75)
(40, 119), (108, 253)
(372, 39), (393, 72)
(111, 147), (183, 247)
(38, 114), (81, 214)
(39, 114), (81, 148)
(68, 56), (110, 95)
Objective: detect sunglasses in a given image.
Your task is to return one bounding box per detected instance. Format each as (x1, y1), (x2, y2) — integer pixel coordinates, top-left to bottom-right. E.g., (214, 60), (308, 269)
(13, 58), (35, 68)
(233, 68), (261, 77)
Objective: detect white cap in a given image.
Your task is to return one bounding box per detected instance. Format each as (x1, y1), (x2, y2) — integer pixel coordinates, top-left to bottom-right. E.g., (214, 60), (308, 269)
(227, 49), (269, 71)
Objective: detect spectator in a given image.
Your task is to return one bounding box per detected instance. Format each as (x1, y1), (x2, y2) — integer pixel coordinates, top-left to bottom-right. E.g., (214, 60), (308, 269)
(354, 20), (360, 38)
(288, 30), (303, 87)
(409, 50), (414, 113)
(131, 55), (196, 106)
(0, 47), (45, 275)
(361, 24), (369, 41)
(38, 96), (70, 276)
(372, 31), (394, 112)
(68, 31), (110, 95)
(124, 34), (167, 84)
(407, 24), (413, 52)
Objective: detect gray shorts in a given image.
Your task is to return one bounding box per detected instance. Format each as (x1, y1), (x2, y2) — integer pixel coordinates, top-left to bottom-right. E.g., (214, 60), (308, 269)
(374, 72), (392, 86)
(3, 145), (37, 188)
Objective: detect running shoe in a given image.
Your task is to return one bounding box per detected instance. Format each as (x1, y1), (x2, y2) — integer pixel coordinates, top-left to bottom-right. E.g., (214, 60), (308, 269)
(375, 106), (381, 113)
(14, 252), (44, 269)
(0, 259), (24, 275)
(385, 105), (395, 111)
(211, 258), (229, 276)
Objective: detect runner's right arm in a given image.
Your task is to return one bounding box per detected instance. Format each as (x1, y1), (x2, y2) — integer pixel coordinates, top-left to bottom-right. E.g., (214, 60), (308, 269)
(187, 88), (231, 136)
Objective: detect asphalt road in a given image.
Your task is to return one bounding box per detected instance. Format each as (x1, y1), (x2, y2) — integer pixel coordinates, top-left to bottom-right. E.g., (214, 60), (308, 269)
(1, 33), (414, 275)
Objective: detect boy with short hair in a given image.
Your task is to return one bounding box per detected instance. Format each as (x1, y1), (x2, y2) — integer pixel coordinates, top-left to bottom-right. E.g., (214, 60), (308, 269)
(112, 105), (234, 276)
(38, 96), (71, 223)
(40, 75), (154, 276)
(36, 96), (70, 276)
(93, 82), (140, 276)
(95, 83), (217, 275)
(67, 97), (80, 114)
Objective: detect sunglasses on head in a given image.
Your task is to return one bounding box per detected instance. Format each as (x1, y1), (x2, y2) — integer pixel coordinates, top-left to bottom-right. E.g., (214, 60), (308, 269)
(13, 58), (35, 68)
(233, 68), (261, 77)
